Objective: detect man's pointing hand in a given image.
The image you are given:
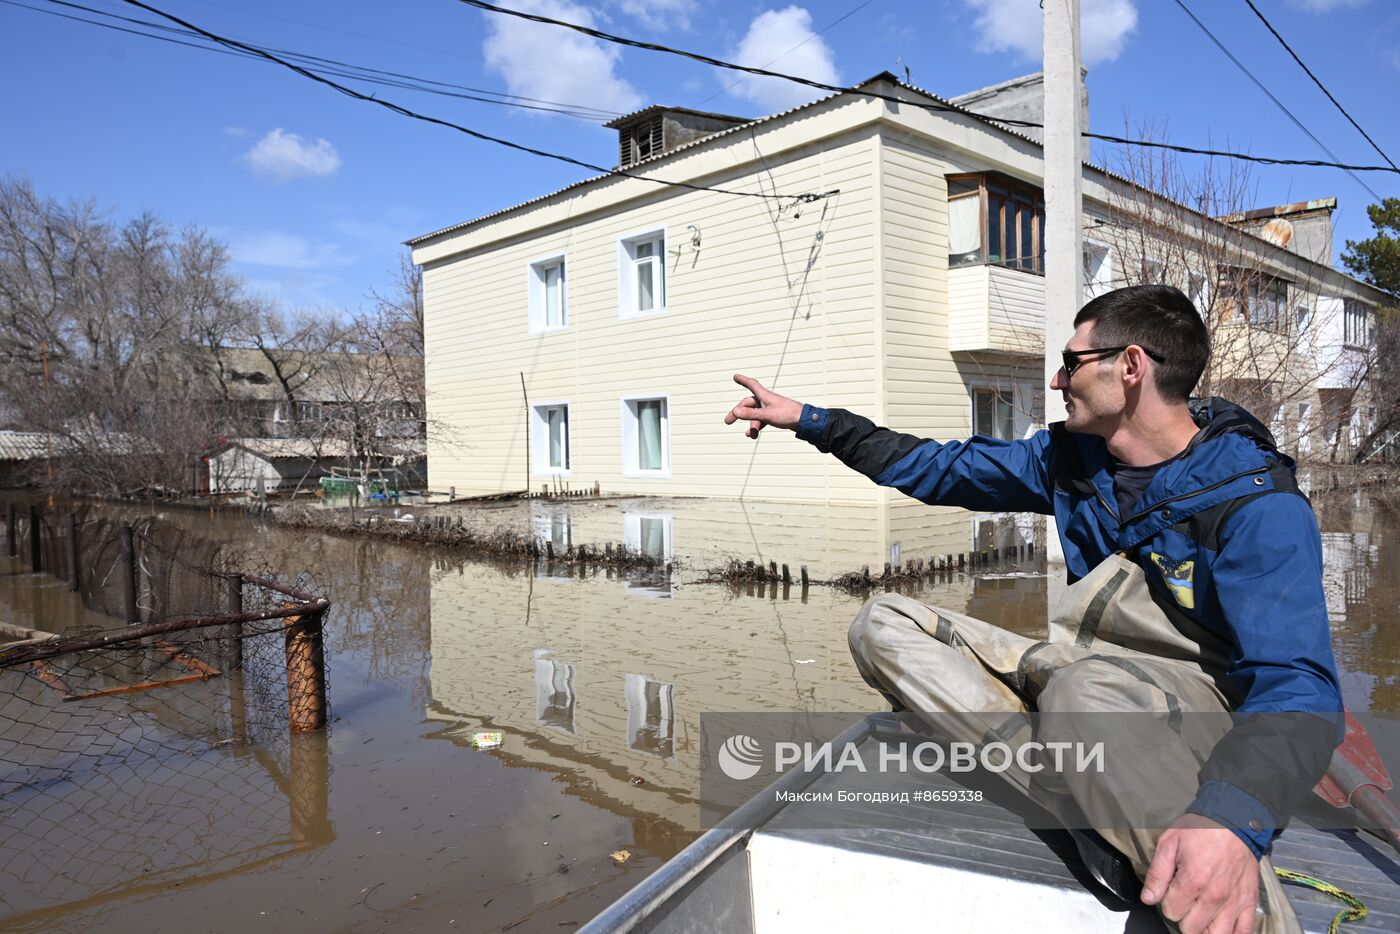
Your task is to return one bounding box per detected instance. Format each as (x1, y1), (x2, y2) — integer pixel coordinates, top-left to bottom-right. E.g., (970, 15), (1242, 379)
(724, 374), (803, 439)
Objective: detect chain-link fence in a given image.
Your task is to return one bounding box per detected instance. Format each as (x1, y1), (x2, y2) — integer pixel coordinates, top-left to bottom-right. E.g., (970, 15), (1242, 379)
(0, 506), (333, 924)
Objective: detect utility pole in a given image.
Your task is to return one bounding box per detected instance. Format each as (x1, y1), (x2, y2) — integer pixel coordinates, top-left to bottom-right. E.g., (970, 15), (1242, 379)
(1043, 0), (1083, 567)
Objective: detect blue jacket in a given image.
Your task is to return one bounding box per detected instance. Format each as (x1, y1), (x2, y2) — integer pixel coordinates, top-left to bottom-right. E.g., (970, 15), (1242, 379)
(796, 398), (1343, 856)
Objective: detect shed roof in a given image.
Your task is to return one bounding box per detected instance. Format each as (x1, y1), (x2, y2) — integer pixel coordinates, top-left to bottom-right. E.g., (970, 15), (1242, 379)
(0, 432), (52, 462)
(212, 437), (426, 461)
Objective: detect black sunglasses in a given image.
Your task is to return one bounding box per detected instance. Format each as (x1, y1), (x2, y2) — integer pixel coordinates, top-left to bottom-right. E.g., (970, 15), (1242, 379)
(1061, 345), (1165, 378)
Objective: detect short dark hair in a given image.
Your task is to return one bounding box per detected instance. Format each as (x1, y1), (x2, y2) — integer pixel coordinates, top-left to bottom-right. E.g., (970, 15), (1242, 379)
(1073, 285), (1209, 403)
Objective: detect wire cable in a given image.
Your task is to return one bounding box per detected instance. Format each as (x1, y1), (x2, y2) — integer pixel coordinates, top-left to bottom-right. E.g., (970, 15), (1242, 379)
(455, 0), (1400, 177)
(1242, 0), (1397, 173)
(9, 0), (621, 120)
(108, 0), (832, 205)
(1169, 0), (1381, 201)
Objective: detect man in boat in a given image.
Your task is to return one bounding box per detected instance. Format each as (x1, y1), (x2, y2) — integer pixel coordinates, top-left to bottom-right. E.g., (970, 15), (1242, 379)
(723, 284), (1342, 934)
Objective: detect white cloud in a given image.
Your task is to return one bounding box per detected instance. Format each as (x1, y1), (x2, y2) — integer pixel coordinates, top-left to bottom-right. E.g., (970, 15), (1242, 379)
(243, 129), (342, 181)
(232, 231), (351, 270)
(483, 0), (643, 117)
(1287, 0), (1367, 10)
(617, 0), (696, 31)
(725, 6), (841, 113)
(965, 0), (1138, 68)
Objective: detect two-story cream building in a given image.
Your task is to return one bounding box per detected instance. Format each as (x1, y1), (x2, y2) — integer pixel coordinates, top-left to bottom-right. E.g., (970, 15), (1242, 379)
(409, 71), (1387, 516)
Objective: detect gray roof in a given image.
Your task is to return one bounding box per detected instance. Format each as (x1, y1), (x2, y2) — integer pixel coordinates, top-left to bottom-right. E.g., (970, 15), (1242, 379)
(404, 72), (1068, 247)
(404, 73), (1390, 302)
(0, 432), (51, 462)
(211, 437), (426, 461)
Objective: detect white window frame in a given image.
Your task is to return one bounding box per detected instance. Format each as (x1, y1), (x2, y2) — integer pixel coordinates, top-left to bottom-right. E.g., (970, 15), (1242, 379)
(1343, 300), (1371, 348)
(1082, 240), (1113, 297)
(527, 253), (568, 334)
(530, 400), (571, 477)
(617, 228), (667, 319)
(620, 394), (671, 479)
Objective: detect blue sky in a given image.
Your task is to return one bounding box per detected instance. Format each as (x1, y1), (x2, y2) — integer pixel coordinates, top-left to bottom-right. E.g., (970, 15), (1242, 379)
(2, 0), (1397, 314)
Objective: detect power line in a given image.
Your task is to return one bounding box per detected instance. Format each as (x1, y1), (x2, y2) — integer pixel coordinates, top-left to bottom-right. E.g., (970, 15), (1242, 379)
(1169, 0), (1381, 201)
(110, 0), (831, 205)
(1242, 0), (1397, 173)
(7, 0), (621, 121)
(455, 0), (1400, 178)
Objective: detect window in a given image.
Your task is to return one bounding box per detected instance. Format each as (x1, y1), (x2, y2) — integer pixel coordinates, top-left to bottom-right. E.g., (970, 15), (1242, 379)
(621, 395), (670, 477)
(1140, 258), (1165, 284)
(1219, 272), (1288, 331)
(531, 402), (570, 475)
(619, 231), (666, 317)
(1296, 304), (1311, 334)
(1188, 272), (1208, 312)
(619, 113), (663, 168)
(973, 388), (1015, 441)
(528, 255), (568, 333)
(946, 173), (1045, 274)
(1082, 242), (1112, 296)
(1344, 300), (1371, 347)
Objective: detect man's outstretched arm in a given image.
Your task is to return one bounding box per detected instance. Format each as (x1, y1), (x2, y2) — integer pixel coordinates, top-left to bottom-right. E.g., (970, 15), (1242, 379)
(724, 374), (1057, 514)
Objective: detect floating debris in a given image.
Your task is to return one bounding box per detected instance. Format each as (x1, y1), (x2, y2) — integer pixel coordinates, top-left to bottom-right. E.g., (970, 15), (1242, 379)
(472, 731), (504, 749)
(610, 850), (631, 865)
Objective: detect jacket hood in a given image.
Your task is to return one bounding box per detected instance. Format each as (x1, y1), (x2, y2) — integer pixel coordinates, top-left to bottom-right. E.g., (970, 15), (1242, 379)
(1187, 397), (1285, 459)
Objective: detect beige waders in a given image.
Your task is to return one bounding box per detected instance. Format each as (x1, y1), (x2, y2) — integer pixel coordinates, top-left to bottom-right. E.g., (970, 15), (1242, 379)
(848, 553), (1302, 934)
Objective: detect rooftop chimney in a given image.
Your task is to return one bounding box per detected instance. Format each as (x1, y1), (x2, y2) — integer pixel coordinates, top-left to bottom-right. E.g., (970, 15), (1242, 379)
(606, 106), (749, 169)
(1218, 198), (1337, 265)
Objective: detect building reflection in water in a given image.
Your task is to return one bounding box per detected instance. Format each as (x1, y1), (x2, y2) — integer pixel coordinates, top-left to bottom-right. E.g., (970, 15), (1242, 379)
(625, 673), (675, 759)
(533, 510), (573, 553)
(534, 648), (576, 734)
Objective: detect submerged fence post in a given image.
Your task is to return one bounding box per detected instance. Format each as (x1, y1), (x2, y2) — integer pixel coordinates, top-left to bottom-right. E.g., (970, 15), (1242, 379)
(285, 609), (328, 733)
(289, 731), (332, 845)
(226, 573), (244, 670)
(66, 512), (79, 592)
(28, 505), (41, 572)
(6, 502), (15, 557)
(121, 523), (138, 623)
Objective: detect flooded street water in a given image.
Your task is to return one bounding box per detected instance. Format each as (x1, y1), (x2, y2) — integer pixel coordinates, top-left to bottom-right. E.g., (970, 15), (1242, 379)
(1, 486), (1397, 932)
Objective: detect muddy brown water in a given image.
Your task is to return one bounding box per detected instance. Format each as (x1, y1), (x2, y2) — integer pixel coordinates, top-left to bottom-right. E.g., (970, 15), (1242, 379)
(0, 488), (1396, 932)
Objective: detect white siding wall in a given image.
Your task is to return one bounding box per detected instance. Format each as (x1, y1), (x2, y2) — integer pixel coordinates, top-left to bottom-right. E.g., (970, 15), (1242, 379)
(210, 448), (281, 493)
(946, 267), (989, 351)
(421, 129), (883, 503)
(985, 265), (1046, 353)
(947, 266), (1045, 354)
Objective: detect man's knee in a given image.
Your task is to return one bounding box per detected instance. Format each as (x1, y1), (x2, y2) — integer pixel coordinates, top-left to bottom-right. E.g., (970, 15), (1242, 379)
(848, 593), (923, 667)
(1038, 658), (1128, 713)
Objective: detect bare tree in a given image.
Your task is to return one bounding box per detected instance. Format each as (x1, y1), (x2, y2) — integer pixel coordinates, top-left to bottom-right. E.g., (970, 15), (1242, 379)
(0, 176), (261, 494)
(1097, 123), (1359, 459)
